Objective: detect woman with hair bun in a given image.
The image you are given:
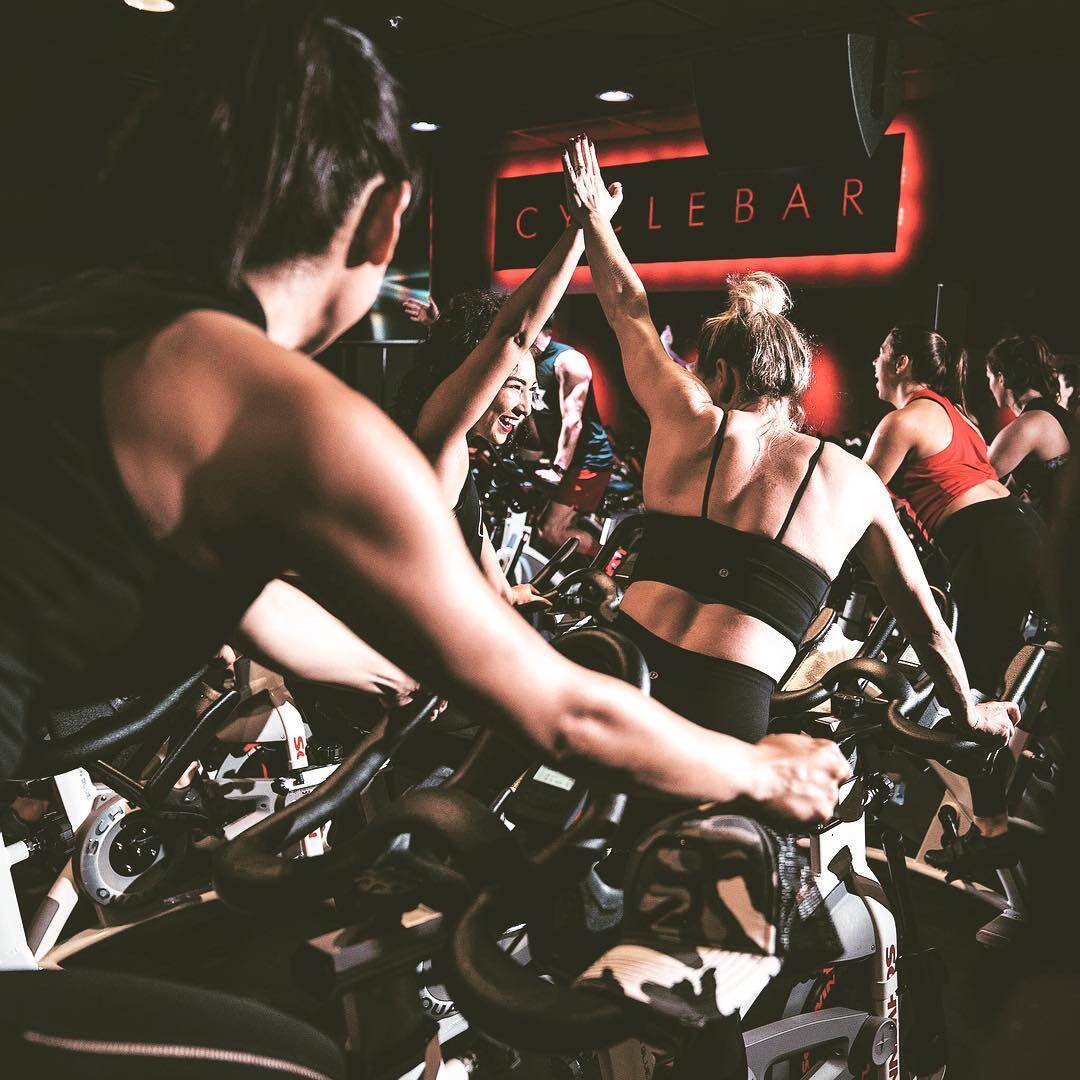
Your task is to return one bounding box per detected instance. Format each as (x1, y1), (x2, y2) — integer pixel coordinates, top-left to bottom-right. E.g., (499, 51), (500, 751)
(864, 324), (1050, 875)
(986, 334), (1073, 519)
(562, 135), (1014, 746)
(565, 132), (1016, 1080)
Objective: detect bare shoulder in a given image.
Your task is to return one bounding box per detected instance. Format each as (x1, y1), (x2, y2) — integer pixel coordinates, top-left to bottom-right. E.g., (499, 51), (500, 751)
(142, 308), (321, 395)
(106, 308), (392, 522)
(816, 440), (890, 506)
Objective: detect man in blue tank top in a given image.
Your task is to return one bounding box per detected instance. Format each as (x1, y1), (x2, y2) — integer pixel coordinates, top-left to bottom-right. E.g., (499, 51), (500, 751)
(530, 317), (614, 555)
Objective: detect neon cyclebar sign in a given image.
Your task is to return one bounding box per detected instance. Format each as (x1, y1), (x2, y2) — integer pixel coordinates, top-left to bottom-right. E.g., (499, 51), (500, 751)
(487, 119), (925, 290)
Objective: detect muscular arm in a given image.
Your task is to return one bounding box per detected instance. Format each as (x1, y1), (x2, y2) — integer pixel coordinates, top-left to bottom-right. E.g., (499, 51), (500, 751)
(415, 226), (584, 493)
(988, 412), (1038, 479)
(552, 350), (591, 472)
(854, 475), (976, 724)
(111, 312), (847, 810)
(235, 579), (418, 705)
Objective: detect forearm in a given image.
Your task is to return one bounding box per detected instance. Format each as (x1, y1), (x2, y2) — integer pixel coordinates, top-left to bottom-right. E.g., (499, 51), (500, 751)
(581, 213), (649, 323)
(235, 579), (418, 697)
(552, 675), (760, 803)
(907, 620), (975, 721)
(491, 224), (584, 345)
(554, 416), (583, 471)
(479, 529), (515, 604)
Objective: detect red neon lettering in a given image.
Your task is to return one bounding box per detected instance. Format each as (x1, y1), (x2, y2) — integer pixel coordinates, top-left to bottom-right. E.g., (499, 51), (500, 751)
(687, 191), (706, 227)
(843, 177), (864, 216)
(734, 187), (755, 224)
(515, 206), (539, 239)
(647, 195), (662, 230)
(782, 182), (811, 220)
(558, 203), (571, 227)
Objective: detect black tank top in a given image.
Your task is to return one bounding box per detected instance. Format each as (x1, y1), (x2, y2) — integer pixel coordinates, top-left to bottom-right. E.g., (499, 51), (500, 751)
(533, 341), (613, 472)
(453, 468), (485, 566)
(0, 268), (274, 778)
(1011, 398), (1073, 518)
(629, 412), (831, 647)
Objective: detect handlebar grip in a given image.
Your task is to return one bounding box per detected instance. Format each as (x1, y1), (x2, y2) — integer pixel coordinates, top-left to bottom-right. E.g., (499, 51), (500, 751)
(449, 889), (633, 1053)
(531, 538), (579, 592)
(884, 698), (1005, 770)
(27, 663), (213, 776)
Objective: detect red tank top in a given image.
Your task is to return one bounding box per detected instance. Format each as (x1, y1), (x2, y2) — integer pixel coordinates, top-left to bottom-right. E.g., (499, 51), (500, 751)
(892, 388), (997, 535)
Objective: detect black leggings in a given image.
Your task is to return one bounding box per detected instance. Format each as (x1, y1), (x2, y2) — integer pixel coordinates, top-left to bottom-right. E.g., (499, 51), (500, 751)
(0, 970), (345, 1078)
(935, 497), (1050, 696)
(613, 613), (776, 742)
(936, 497), (1049, 818)
(613, 613), (775, 1079)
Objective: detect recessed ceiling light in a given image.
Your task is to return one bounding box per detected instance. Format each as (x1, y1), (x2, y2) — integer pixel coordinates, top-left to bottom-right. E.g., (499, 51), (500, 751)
(596, 89), (634, 103)
(411, 121), (440, 133)
(124, 0), (176, 11)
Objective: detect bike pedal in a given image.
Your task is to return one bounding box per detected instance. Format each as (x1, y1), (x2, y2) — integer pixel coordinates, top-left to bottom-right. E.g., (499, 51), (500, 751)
(976, 908), (1026, 949)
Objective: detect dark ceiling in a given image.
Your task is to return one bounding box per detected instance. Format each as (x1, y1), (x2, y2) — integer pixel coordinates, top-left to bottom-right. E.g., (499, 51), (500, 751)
(0, 0), (1074, 178)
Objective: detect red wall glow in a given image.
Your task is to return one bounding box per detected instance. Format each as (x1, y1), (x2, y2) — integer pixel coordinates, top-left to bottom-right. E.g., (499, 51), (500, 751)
(803, 348), (845, 435)
(488, 118), (926, 292)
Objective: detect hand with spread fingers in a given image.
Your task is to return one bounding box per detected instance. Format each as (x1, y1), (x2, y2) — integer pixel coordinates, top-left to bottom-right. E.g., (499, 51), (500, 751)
(562, 133), (623, 226)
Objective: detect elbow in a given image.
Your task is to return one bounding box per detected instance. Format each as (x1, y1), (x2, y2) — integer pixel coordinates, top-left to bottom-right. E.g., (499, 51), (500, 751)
(613, 285), (650, 322)
(490, 311), (532, 350)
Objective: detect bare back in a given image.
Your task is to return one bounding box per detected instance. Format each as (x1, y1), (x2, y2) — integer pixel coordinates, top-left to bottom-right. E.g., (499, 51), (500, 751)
(624, 407), (878, 680)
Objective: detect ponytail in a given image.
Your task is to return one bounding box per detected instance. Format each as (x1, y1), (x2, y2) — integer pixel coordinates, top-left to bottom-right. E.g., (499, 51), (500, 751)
(887, 325), (973, 418)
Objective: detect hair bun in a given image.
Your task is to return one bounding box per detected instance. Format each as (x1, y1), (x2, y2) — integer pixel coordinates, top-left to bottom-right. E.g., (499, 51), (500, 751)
(726, 271), (791, 319)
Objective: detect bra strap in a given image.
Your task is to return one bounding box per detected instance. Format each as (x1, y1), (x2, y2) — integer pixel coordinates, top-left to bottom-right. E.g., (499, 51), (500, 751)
(776, 438), (825, 541)
(701, 410), (730, 517)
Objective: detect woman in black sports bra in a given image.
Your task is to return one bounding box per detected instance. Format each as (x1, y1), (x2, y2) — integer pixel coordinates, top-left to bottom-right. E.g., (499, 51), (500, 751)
(563, 134), (1018, 745)
(986, 334), (1073, 520)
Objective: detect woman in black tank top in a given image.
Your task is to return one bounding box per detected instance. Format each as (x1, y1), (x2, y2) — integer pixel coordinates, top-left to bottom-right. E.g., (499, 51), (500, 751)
(987, 334), (1073, 520)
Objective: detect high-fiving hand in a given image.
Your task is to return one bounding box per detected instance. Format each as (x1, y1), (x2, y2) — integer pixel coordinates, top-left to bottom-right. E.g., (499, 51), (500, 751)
(562, 134), (623, 227)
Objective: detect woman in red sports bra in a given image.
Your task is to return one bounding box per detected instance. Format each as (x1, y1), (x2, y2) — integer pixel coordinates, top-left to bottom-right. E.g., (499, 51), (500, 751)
(864, 325), (1050, 875)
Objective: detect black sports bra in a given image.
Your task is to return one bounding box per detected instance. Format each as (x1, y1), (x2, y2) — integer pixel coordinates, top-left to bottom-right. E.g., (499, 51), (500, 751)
(628, 411), (831, 647)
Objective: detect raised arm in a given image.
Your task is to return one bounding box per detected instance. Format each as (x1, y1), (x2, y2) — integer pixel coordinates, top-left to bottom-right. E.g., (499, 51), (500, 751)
(564, 135), (711, 422)
(414, 226), (585, 482)
(854, 471), (1016, 736)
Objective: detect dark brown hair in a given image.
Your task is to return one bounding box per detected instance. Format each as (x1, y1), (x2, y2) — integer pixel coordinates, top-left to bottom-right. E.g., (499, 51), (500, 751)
(886, 325), (973, 418)
(103, 1), (413, 287)
(987, 335), (1059, 403)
